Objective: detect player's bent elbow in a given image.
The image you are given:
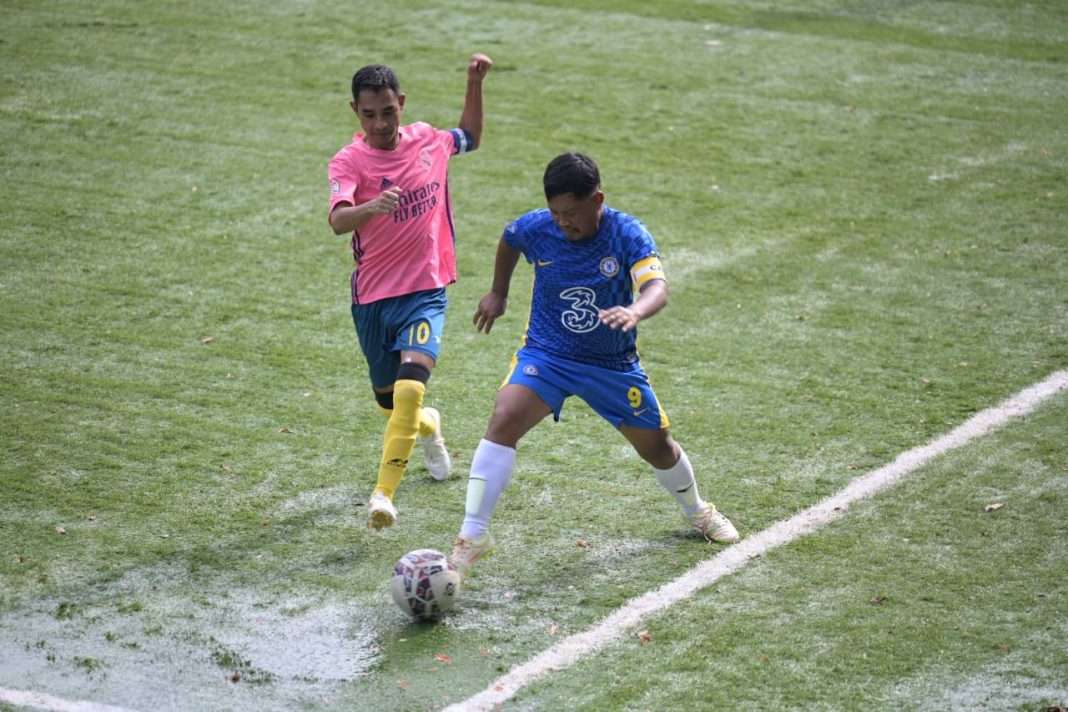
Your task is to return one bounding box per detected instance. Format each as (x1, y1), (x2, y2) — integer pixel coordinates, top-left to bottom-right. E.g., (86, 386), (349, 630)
(328, 206), (352, 235)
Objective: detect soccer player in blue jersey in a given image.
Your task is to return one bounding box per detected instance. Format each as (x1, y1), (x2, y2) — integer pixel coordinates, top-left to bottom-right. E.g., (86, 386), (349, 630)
(449, 152), (739, 576)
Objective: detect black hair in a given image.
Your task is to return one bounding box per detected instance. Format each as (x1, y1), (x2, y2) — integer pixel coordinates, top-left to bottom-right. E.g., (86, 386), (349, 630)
(351, 64), (400, 102)
(543, 152), (600, 200)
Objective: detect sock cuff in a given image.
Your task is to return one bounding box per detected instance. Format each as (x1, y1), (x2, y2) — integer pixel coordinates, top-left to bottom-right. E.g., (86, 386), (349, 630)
(396, 361), (431, 383)
(654, 446), (691, 476)
(470, 438), (517, 483)
(654, 446), (695, 492)
(475, 438), (516, 462)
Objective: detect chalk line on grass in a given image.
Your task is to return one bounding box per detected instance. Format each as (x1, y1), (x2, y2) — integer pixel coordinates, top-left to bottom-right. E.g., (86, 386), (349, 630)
(445, 370), (1068, 712)
(0, 688), (139, 712)
(4, 373), (1064, 712)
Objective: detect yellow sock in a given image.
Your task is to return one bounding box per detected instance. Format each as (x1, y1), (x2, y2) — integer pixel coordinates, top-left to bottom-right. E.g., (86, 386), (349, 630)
(377, 403), (435, 437)
(417, 408), (436, 438)
(374, 379), (425, 499)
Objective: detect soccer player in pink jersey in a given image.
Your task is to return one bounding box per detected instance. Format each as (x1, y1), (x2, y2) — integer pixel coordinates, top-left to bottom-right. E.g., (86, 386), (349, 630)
(328, 53), (492, 530)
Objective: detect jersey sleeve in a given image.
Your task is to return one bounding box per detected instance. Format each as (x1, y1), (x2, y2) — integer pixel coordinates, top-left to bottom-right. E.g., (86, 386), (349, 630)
(328, 152), (359, 215)
(502, 214), (533, 262)
(626, 220), (665, 289)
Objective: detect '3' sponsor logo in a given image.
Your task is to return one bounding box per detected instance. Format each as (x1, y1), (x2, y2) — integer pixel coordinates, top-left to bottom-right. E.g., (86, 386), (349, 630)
(559, 287), (599, 334)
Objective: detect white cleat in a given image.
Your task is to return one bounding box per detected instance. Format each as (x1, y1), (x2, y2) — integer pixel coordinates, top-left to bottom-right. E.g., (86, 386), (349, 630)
(418, 407), (452, 481)
(448, 533), (495, 578)
(367, 491), (398, 530)
(690, 503), (739, 543)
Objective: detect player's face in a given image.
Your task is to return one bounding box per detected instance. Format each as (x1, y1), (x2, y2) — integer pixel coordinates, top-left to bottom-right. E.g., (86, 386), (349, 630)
(547, 190), (604, 241)
(351, 88), (405, 150)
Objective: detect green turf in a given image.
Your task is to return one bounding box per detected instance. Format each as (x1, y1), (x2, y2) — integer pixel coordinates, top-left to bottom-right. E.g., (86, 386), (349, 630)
(1, 0), (1065, 710)
(516, 398), (1068, 711)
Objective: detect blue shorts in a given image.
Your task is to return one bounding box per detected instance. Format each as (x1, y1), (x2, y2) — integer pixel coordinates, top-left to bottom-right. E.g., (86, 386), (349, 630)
(351, 288), (447, 389)
(503, 346), (670, 430)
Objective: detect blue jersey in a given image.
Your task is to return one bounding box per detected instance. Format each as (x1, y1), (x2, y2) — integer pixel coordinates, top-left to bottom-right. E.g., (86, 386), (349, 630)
(503, 206), (665, 370)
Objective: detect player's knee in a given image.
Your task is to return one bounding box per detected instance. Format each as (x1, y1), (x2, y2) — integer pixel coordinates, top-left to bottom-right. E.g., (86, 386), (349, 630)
(374, 389), (394, 412)
(634, 433), (678, 469)
(484, 408), (525, 448)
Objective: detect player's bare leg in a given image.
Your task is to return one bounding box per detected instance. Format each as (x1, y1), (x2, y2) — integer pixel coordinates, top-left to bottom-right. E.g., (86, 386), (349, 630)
(620, 426), (739, 543)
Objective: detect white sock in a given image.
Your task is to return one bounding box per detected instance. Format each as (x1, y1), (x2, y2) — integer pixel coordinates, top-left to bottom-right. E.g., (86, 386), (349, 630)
(654, 447), (703, 516)
(459, 439), (516, 540)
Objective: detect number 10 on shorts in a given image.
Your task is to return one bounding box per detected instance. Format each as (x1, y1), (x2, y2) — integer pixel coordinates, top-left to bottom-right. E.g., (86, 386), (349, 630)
(407, 322), (431, 346)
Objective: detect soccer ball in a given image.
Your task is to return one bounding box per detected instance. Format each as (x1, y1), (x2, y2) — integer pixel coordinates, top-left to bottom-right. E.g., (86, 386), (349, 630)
(390, 548), (461, 621)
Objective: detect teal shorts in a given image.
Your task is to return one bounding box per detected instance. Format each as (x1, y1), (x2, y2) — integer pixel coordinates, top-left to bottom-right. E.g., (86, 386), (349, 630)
(351, 288), (447, 389)
(504, 346), (669, 430)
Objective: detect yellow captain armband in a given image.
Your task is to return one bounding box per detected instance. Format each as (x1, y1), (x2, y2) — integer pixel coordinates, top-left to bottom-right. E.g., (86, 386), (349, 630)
(630, 255), (665, 290)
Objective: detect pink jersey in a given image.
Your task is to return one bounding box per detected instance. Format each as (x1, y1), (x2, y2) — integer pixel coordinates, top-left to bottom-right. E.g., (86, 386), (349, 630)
(328, 122), (474, 304)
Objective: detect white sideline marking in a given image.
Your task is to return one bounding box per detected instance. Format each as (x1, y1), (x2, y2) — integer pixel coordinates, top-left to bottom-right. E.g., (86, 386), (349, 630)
(445, 370), (1068, 712)
(0, 688), (138, 712)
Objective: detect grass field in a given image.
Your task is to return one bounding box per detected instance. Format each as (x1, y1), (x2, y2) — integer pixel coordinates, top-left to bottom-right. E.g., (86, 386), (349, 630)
(1, 1), (1066, 710)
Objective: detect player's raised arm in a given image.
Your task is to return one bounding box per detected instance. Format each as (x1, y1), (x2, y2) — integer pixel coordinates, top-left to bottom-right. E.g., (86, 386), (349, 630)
(458, 53), (492, 150)
(473, 236), (521, 334)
